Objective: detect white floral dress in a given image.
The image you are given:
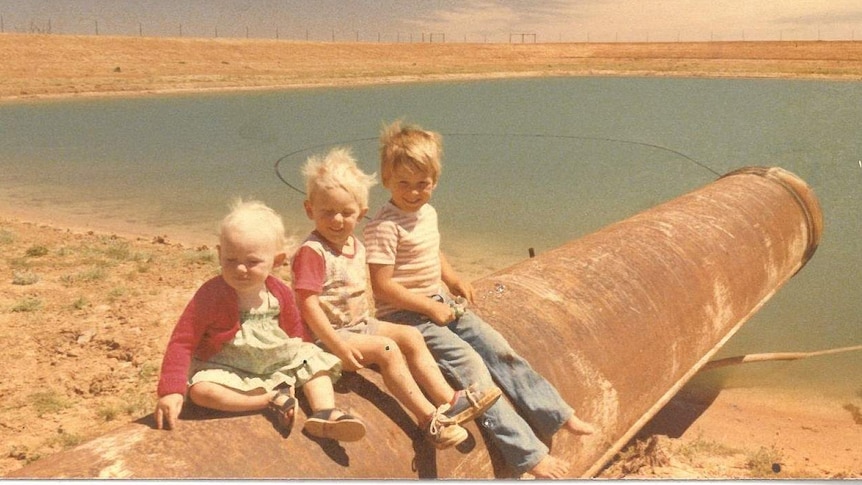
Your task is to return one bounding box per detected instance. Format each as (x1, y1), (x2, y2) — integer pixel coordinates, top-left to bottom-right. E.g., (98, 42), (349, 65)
(189, 295), (341, 392)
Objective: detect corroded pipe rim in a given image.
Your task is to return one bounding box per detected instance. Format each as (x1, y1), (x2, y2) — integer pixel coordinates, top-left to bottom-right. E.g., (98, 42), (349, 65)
(721, 166), (823, 268)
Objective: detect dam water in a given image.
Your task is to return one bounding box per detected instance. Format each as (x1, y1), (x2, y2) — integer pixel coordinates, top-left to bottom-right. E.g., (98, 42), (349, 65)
(1, 76), (859, 400)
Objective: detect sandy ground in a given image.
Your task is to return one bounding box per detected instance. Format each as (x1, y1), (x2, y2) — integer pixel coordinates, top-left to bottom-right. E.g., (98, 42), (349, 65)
(1, 33), (860, 478)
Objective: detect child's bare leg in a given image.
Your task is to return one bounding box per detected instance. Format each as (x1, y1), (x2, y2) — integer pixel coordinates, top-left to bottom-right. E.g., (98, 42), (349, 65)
(346, 333), (437, 421)
(378, 322), (454, 405)
(301, 372), (366, 442)
(300, 372), (336, 413)
(188, 381), (272, 412)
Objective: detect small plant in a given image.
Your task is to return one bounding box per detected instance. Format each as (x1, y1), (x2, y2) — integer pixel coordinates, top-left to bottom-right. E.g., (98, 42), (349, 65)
(29, 390), (72, 416)
(11, 297), (42, 312)
(8, 256), (31, 269)
(137, 361), (159, 381)
(7, 444), (40, 465)
(0, 229), (15, 244)
(72, 296), (90, 310)
(108, 286), (127, 301)
(676, 434), (739, 461)
(61, 266), (107, 286)
(104, 242), (131, 260)
(745, 446), (784, 476)
(122, 392), (154, 418)
(97, 404), (121, 422)
(183, 249), (216, 265)
(132, 252), (155, 274)
(47, 429), (83, 449)
(12, 270), (40, 285)
(25, 245), (49, 257)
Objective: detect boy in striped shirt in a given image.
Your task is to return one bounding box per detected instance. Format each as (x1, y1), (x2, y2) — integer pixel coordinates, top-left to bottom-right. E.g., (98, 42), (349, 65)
(364, 121), (595, 479)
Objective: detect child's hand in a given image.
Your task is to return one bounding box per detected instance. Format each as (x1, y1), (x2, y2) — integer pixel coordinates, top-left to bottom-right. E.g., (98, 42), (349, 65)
(155, 393), (184, 430)
(449, 279), (475, 304)
(429, 300), (456, 326)
(334, 341), (365, 372)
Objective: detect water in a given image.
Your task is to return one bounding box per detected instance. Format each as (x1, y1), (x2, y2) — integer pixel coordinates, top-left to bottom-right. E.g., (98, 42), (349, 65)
(1, 77), (859, 398)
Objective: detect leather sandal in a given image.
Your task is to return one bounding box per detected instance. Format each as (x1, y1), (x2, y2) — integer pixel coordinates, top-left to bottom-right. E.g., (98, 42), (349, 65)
(267, 386), (298, 433)
(303, 408), (366, 442)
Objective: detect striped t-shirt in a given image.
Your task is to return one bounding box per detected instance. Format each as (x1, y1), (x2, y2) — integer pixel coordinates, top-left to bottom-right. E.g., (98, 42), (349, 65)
(363, 201), (445, 318)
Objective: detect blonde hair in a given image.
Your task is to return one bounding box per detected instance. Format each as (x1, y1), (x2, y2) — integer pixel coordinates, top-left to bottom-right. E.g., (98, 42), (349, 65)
(379, 120), (443, 187)
(219, 198), (286, 253)
(302, 147), (377, 209)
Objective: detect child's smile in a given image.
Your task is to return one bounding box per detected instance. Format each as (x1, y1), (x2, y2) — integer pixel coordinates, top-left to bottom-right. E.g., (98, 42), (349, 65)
(305, 186), (365, 249)
(386, 165), (436, 213)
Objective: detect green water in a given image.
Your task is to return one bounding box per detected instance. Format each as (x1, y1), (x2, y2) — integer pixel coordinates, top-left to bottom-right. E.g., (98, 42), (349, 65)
(1, 77), (859, 398)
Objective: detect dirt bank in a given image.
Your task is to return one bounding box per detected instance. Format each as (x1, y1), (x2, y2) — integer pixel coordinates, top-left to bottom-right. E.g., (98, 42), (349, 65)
(3, 34), (862, 102)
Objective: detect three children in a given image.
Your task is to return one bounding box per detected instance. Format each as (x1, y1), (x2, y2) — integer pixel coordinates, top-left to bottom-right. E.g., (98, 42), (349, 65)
(154, 121), (594, 478)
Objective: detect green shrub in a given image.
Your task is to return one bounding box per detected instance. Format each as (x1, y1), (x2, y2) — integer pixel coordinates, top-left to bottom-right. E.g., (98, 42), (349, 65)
(25, 245), (49, 257)
(29, 390), (72, 416)
(11, 297), (42, 312)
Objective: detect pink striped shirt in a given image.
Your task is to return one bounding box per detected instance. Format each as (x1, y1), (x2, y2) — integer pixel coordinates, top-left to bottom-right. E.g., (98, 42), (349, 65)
(363, 201), (444, 317)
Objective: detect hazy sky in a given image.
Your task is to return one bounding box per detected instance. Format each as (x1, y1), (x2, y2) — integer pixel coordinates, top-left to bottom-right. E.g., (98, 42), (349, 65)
(2, 0), (861, 42)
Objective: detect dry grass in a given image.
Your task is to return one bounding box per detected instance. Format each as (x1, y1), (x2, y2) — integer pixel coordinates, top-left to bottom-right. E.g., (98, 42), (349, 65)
(0, 219), (219, 475)
(2, 33), (862, 101)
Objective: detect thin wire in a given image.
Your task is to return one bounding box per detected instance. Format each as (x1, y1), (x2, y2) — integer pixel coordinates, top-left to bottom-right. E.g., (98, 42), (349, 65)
(273, 132), (722, 199)
(274, 136), (378, 197)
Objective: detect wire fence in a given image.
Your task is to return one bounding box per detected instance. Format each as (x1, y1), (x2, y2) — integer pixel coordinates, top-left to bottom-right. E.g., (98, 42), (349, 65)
(2, 14), (860, 43)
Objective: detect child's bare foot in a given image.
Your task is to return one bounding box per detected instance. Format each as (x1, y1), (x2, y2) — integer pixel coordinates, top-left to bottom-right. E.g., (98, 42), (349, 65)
(563, 413), (596, 435)
(527, 454), (569, 479)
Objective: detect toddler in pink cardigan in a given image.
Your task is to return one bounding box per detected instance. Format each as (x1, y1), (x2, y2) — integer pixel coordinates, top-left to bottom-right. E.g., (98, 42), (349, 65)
(154, 199), (365, 441)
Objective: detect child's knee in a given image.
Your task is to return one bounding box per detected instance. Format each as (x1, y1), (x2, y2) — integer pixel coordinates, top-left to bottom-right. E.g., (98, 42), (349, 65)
(376, 337), (405, 364)
(187, 382), (216, 406)
(398, 326), (426, 352)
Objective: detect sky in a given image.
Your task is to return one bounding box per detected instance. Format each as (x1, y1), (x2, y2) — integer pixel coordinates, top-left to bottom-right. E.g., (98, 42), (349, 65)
(1, 0), (862, 43)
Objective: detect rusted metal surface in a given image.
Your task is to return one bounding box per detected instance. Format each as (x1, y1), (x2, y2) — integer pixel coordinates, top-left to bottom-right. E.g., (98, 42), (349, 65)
(7, 166), (822, 479)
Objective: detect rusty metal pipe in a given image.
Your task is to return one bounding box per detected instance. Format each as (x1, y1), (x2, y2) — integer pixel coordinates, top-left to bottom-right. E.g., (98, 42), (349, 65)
(6, 166), (822, 479)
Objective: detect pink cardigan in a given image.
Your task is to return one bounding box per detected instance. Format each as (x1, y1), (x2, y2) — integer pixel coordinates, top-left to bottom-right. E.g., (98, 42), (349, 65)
(156, 275), (310, 397)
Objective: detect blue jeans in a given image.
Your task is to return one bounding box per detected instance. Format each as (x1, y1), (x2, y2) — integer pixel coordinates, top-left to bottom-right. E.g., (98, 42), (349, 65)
(385, 295), (574, 474)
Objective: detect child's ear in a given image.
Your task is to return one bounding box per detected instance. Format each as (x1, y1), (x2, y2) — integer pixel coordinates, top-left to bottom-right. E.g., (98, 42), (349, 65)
(359, 207), (369, 220)
(303, 199), (314, 219)
(273, 252), (287, 268)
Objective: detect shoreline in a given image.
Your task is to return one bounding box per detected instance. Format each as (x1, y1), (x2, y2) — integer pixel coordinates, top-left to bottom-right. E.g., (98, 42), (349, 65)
(3, 34), (862, 104)
(5, 65), (861, 105)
